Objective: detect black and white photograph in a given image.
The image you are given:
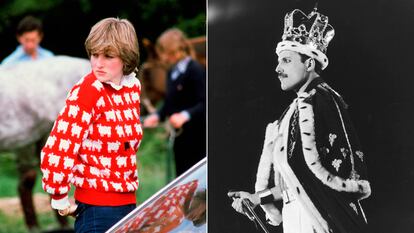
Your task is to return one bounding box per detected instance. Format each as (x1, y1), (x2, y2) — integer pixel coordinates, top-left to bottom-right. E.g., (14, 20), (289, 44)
(209, 0), (414, 232)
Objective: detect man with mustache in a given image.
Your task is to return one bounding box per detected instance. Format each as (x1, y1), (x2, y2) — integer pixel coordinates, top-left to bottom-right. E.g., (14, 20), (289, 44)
(229, 8), (371, 233)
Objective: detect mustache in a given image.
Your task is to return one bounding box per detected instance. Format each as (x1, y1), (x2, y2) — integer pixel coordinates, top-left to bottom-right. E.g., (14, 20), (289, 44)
(277, 71), (288, 78)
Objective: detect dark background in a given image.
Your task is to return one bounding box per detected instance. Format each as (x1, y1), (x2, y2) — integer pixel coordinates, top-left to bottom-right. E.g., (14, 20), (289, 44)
(0, 0), (205, 62)
(208, 0), (414, 232)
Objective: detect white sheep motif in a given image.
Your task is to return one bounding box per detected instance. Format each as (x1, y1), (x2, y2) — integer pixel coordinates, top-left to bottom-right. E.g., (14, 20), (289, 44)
(46, 185), (55, 195)
(68, 105), (80, 118)
(74, 164), (85, 174)
(42, 168), (50, 180)
(45, 135), (57, 148)
(112, 94), (124, 105)
(105, 110), (116, 122)
(82, 111), (92, 124)
(110, 182), (123, 192)
(116, 156), (128, 168)
(48, 153), (60, 167)
(71, 123), (82, 138)
(107, 141), (121, 153)
(115, 110), (123, 121)
(124, 109), (133, 120)
(86, 178), (97, 189)
(57, 120), (69, 134)
(126, 182), (135, 192)
(91, 139), (103, 152)
(97, 124), (111, 137)
(132, 108), (139, 119)
(134, 123), (142, 135)
(74, 176), (84, 187)
(92, 80), (104, 91)
(58, 139), (72, 153)
(90, 167), (100, 177)
(59, 186), (69, 194)
(53, 172), (65, 184)
(131, 92), (139, 103)
(115, 125), (125, 137)
(82, 139), (93, 151)
(124, 170), (133, 179)
(125, 125), (133, 136)
(96, 96), (105, 108)
(99, 156), (112, 168)
(130, 155), (137, 165)
(102, 180), (109, 191)
(63, 156), (74, 169)
(73, 143), (81, 154)
(67, 87), (80, 101)
(124, 93), (132, 104)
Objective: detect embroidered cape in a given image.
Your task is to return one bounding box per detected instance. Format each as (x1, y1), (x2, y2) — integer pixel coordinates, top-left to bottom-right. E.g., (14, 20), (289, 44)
(255, 78), (371, 233)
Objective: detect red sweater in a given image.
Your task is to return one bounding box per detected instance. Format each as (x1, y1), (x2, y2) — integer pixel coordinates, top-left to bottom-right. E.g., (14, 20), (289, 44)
(40, 72), (143, 209)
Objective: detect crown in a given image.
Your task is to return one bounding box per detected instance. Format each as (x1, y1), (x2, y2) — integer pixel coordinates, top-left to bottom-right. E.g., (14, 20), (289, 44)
(276, 7), (335, 70)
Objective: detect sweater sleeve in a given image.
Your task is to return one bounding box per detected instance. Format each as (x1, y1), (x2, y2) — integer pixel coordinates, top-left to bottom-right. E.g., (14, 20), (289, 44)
(40, 77), (99, 209)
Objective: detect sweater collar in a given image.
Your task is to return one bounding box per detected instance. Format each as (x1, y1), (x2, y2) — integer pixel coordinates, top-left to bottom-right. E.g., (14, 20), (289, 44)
(104, 72), (137, 90)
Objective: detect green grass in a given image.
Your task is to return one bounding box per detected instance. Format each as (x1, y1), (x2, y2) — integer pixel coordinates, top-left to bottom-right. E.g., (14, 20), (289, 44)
(0, 126), (173, 232)
(136, 125), (175, 203)
(0, 211), (75, 233)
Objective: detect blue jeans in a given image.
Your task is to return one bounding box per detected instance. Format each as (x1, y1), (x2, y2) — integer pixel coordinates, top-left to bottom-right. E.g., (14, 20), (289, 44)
(74, 201), (135, 233)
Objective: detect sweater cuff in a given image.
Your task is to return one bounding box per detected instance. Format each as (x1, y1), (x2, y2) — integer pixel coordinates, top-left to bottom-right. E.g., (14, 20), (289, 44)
(51, 195), (70, 210)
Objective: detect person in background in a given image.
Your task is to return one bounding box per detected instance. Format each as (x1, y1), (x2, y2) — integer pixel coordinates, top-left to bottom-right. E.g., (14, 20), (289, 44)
(1, 15), (58, 233)
(144, 28), (206, 176)
(229, 8), (371, 233)
(2, 15), (53, 66)
(40, 17), (142, 233)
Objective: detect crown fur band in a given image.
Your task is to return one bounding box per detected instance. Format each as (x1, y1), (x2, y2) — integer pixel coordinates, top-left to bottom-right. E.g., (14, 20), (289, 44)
(276, 40), (329, 70)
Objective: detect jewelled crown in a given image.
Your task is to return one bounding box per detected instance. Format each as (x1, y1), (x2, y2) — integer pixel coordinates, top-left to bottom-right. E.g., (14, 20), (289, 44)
(276, 7), (335, 70)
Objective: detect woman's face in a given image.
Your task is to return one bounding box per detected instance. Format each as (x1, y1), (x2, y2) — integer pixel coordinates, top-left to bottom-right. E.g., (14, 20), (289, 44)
(90, 51), (124, 85)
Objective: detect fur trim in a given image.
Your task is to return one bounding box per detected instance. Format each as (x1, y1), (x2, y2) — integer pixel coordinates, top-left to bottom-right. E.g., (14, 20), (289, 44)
(297, 92), (371, 199)
(272, 100), (330, 233)
(255, 120), (279, 192)
(276, 41), (329, 70)
(255, 120), (283, 226)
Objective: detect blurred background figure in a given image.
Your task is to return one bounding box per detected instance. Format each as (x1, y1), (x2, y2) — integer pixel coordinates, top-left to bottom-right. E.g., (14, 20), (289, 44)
(144, 28), (206, 177)
(138, 35), (206, 116)
(0, 15), (70, 233)
(2, 15), (54, 66)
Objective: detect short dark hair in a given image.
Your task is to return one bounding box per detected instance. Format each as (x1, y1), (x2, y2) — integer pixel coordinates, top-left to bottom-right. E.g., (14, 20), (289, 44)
(16, 16), (43, 36)
(298, 53), (323, 75)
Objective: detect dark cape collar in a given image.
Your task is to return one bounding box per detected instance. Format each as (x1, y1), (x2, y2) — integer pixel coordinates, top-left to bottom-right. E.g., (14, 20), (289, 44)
(303, 76), (325, 93)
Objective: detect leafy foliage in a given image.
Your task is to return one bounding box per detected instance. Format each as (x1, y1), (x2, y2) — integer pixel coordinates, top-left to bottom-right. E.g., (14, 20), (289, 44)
(0, 0), (205, 59)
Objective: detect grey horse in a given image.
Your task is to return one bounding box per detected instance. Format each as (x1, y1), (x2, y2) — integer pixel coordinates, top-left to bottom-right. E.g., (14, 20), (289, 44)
(0, 55), (90, 231)
(0, 55), (90, 150)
